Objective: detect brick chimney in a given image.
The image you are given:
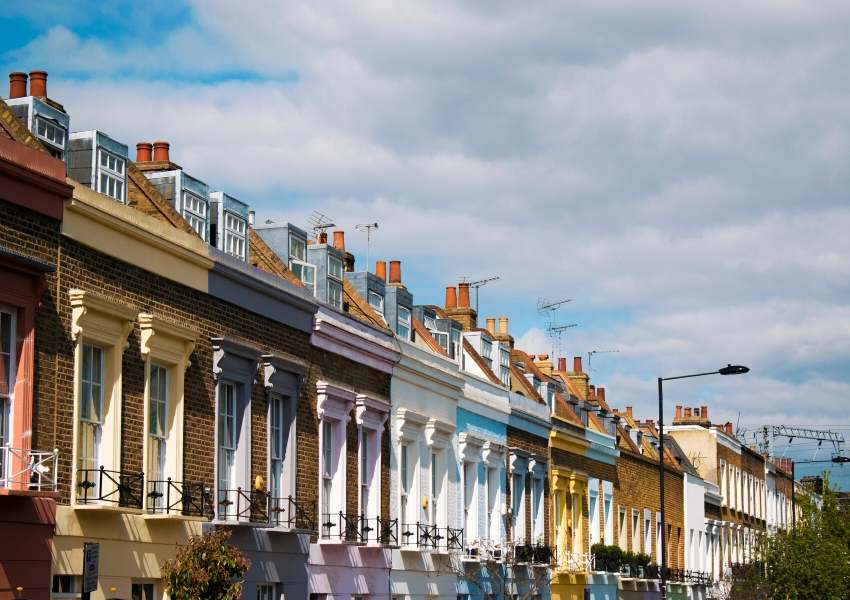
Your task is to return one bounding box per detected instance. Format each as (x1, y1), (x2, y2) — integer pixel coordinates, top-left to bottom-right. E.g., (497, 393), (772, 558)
(574, 356), (583, 372)
(375, 260), (386, 281)
(153, 141), (170, 162)
(493, 316), (514, 349)
(29, 70), (47, 97)
(597, 387), (606, 404)
(534, 354), (553, 376)
(674, 405), (683, 423)
(558, 357), (567, 371)
(9, 72), (27, 99)
(625, 406), (633, 418)
(724, 422), (734, 436)
(700, 405), (708, 420)
(443, 281), (477, 330)
(136, 142), (152, 163)
(485, 317), (495, 334)
(388, 260), (401, 284)
(445, 286), (457, 308)
(498, 317), (508, 335)
(563, 355), (590, 400)
(684, 407), (692, 419)
(332, 230), (345, 251)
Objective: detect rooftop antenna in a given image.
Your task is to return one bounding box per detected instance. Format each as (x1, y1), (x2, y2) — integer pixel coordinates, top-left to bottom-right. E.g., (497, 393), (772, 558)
(462, 276), (501, 313)
(587, 349), (620, 372)
(355, 222), (379, 270)
(308, 210), (336, 241)
(546, 323), (578, 361)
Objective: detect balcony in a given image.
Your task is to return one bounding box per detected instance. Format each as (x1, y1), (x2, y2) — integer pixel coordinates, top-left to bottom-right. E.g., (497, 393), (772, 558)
(146, 479), (212, 519)
(0, 446), (59, 494)
(400, 523), (464, 553)
(76, 467), (145, 509)
(216, 488), (272, 525)
(359, 516), (399, 547)
(557, 550), (592, 574)
(269, 495), (317, 532)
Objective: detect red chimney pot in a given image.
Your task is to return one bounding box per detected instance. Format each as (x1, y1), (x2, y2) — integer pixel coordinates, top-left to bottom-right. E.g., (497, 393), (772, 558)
(152, 141), (170, 162)
(389, 260), (401, 284)
(445, 286), (457, 308)
(684, 407), (692, 418)
(9, 72), (27, 99)
(458, 282), (470, 308)
(28, 70), (47, 97)
(318, 232), (328, 244)
(700, 405), (708, 420)
(597, 387), (606, 403)
(332, 230), (345, 251)
(558, 357), (567, 371)
(375, 261), (386, 281)
(674, 405), (683, 422)
(136, 142), (152, 163)
(573, 356), (583, 373)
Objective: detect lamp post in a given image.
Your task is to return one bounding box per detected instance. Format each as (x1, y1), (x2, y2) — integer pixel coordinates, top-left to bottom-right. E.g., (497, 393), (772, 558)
(658, 364), (749, 600)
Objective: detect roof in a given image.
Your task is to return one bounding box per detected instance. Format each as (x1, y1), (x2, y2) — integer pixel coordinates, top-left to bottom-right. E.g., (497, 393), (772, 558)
(553, 392), (581, 425)
(413, 316), (450, 357)
(510, 363), (545, 404)
(512, 349), (554, 383)
(462, 338), (503, 386)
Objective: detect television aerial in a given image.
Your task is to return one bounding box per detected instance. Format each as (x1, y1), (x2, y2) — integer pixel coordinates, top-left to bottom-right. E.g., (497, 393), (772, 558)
(355, 222), (379, 269)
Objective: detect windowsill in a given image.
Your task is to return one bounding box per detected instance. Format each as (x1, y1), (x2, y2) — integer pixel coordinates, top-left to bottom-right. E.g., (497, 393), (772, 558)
(73, 503), (144, 515)
(142, 513), (209, 522)
(211, 518), (269, 528)
(267, 524), (316, 535)
(318, 538), (367, 547)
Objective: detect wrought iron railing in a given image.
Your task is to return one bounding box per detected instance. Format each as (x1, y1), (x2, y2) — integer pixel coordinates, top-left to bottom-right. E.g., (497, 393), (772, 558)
(400, 523), (463, 552)
(146, 479), (211, 517)
(217, 487), (270, 523)
(359, 516), (399, 546)
(77, 467), (144, 509)
(558, 550), (591, 573)
(270, 495), (317, 531)
(321, 512), (366, 543)
(0, 446), (58, 491)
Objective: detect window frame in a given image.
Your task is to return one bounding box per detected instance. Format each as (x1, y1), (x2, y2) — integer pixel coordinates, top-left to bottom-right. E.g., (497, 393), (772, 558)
(182, 191), (208, 241)
(396, 305), (411, 340)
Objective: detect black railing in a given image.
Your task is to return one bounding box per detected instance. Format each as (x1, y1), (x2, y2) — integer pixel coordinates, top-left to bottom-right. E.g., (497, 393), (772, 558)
(217, 488), (269, 523)
(321, 512), (366, 543)
(77, 467), (144, 509)
(270, 496), (317, 531)
(358, 516), (399, 546)
(400, 523), (462, 551)
(147, 479), (211, 517)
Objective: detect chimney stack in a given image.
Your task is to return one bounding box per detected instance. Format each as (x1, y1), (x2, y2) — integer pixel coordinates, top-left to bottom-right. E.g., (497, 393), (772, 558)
(700, 405), (708, 420)
(485, 317), (495, 334)
(318, 232), (328, 244)
(675, 405), (683, 422)
(375, 261), (386, 281)
(332, 230), (345, 251)
(558, 357), (567, 371)
(724, 422), (734, 436)
(589, 384), (596, 399)
(573, 356), (583, 373)
(9, 72), (27, 99)
(625, 406), (633, 418)
(153, 141), (170, 162)
(458, 282), (470, 307)
(597, 387), (606, 404)
(498, 317), (508, 335)
(389, 260), (401, 284)
(28, 70), (47, 97)
(445, 286), (457, 308)
(136, 142), (153, 163)
(684, 407), (692, 419)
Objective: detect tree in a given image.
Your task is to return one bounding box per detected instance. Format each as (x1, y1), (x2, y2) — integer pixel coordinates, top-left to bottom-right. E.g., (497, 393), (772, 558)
(162, 528), (250, 600)
(732, 476), (850, 600)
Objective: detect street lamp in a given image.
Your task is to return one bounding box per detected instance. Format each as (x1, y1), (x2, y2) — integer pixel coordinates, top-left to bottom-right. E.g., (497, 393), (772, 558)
(658, 364), (749, 600)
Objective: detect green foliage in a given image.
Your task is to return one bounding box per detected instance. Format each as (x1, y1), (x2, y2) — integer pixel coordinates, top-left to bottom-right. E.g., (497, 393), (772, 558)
(162, 528), (250, 600)
(733, 476), (850, 600)
(634, 552), (651, 567)
(591, 543), (624, 562)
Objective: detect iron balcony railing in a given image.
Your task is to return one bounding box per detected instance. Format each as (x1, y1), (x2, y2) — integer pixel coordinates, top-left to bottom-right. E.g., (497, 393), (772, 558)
(0, 446), (58, 492)
(359, 516), (399, 546)
(558, 550), (592, 574)
(77, 467), (145, 509)
(146, 479), (211, 518)
(400, 523), (464, 552)
(217, 488), (270, 524)
(270, 495), (317, 532)
(321, 511), (365, 543)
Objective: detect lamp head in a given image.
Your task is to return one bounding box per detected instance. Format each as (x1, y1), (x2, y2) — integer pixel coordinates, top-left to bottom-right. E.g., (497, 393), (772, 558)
(718, 364), (749, 376)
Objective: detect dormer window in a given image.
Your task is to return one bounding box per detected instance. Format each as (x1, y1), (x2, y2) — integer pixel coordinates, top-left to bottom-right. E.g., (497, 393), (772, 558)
(480, 337), (493, 368)
(35, 117), (65, 156)
(368, 291), (384, 315)
(223, 213), (247, 259)
(450, 329), (461, 360)
(98, 150), (125, 202)
(288, 234), (315, 293)
(327, 255), (343, 309)
(423, 315), (436, 330)
(397, 306), (411, 340)
(499, 346), (510, 386)
(182, 191), (208, 241)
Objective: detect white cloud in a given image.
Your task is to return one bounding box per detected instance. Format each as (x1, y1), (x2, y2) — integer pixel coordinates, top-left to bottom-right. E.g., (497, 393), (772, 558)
(4, 1), (850, 431)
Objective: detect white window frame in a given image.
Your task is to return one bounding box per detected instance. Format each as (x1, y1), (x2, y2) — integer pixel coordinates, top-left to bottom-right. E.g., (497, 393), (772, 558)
(223, 212), (247, 259)
(603, 482), (614, 545)
(588, 478), (601, 547)
(396, 305), (411, 340)
(98, 149), (125, 202)
(631, 509), (640, 552)
(0, 307), (15, 486)
(512, 472), (526, 544)
(69, 290), (134, 507)
(656, 512), (662, 563)
(327, 279), (343, 310)
(368, 291), (384, 315)
(182, 191), (208, 241)
(139, 314), (195, 512)
(35, 116), (65, 151)
(328, 254), (344, 281)
(618, 506), (627, 549)
(316, 382), (356, 539)
(644, 509), (652, 555)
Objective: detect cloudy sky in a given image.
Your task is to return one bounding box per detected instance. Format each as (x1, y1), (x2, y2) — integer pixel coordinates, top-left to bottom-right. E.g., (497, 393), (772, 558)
(3, 1), (849, 483)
